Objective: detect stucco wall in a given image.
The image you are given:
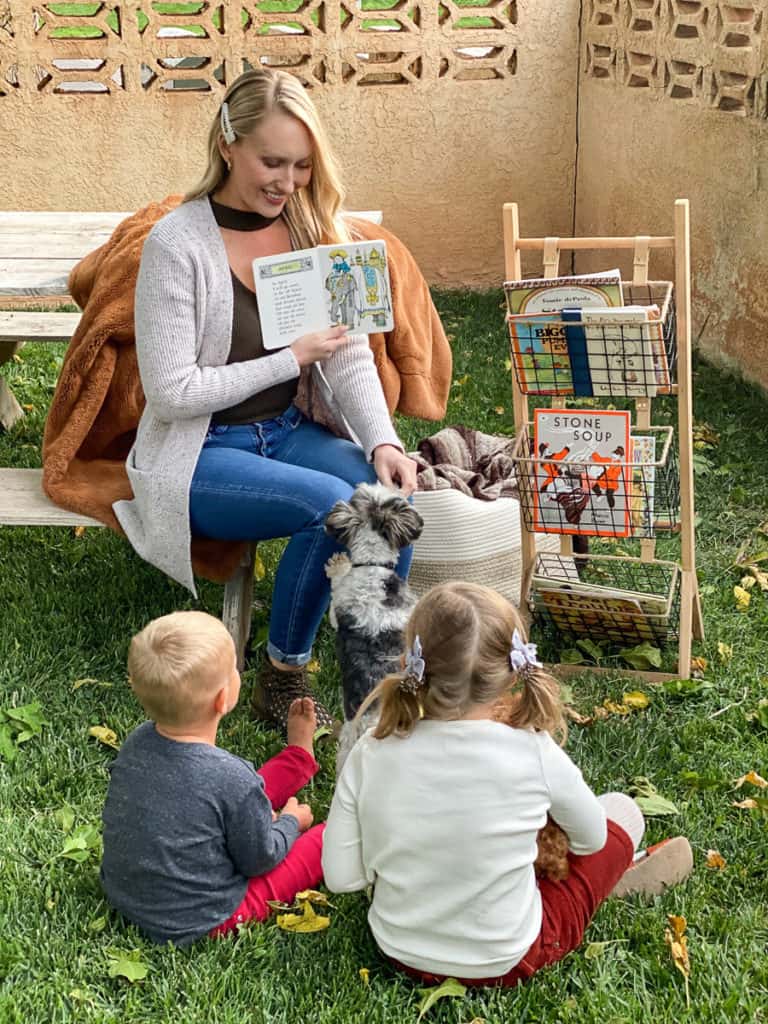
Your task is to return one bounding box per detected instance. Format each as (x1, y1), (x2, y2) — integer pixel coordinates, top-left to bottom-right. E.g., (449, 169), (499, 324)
(0, 0), (579, 288)
(575, 0), (768, 390)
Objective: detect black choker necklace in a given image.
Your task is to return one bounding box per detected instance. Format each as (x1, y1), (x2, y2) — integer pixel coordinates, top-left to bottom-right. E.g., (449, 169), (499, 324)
(209, 196), (282, 232)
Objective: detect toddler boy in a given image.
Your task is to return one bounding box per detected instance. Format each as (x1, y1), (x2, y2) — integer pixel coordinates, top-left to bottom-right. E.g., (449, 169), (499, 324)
(101, 610), (323, 945)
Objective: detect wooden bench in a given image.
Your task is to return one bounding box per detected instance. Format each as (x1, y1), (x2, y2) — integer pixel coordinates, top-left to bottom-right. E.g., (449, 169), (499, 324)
(0, 208), (381, 667)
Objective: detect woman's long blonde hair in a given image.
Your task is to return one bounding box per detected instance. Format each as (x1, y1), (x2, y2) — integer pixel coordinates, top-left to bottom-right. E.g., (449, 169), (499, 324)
(185, 68), (352, 248)
(359, 581), (565, 742)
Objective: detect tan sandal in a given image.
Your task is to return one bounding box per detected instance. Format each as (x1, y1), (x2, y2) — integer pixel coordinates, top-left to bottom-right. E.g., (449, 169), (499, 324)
(611, 836), (693, 898)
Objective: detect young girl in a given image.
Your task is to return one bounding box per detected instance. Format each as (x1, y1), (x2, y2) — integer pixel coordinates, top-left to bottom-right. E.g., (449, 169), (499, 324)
(322, 582), (692, 986)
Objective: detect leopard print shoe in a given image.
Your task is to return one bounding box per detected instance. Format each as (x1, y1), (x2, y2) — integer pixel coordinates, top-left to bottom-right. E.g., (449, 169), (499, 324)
(250, 656), (337, 736)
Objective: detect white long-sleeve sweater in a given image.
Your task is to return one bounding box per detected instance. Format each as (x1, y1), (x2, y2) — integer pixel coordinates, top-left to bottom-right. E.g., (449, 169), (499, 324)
(322, 720), (607, 979)
(113, 197), (401, 595)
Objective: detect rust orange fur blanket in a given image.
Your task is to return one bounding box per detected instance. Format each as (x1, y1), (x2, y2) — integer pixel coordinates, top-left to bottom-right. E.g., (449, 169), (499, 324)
(42, 197), (452, 583)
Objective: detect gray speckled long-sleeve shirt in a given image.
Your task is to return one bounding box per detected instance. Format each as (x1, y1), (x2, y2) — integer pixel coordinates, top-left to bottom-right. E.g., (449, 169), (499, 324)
(100, 722), (300, 946)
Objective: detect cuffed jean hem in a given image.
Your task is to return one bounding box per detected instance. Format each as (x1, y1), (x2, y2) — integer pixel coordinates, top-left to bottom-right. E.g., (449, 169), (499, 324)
(266, 641), (313, 668)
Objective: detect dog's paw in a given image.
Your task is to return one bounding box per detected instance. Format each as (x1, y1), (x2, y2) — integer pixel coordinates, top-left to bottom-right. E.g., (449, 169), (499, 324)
(325, 553), (352, 580)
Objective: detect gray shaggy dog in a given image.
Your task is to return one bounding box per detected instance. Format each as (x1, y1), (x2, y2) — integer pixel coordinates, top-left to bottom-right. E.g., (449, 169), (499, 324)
(324, 482), (423, 773)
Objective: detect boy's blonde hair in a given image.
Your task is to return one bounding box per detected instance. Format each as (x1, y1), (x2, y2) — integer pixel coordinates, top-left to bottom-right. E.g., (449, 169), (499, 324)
(185, 67), (352, 248)
(128, 611), (235, 726)
(359, 582), (565, 742)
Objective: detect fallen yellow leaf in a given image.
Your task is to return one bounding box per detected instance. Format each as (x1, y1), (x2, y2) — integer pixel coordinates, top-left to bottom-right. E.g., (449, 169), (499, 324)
(494, 406), (505, 415)
(733, 798), (758, 810)
(692, 423), (719, 447)
(72, 678), (104, 691)
(295, 889), (331, 905)
(359, 967), (370, 986)
(690, 656), (708, 677)
(734, 770), (768, 789)
(276, 902), (330, 933)
(705, 850), (726, 870)
(716, 642), (733, 664)
(603, 699), (631, 715)
(306, 659), (321, 675)
(22, 403), (35, 412)
(664, 914), (691, 1008)
(88, 725), (119, 750)
(734, 585), (751, 611)
(253, 552), (266, 581)
(623, 691), (649, 709)
(504, 358), (512, 371)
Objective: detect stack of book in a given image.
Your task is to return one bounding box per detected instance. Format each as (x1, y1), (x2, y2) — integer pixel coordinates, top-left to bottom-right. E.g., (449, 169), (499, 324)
(532, 555), (673, 645)
(504, 270), (671, 397)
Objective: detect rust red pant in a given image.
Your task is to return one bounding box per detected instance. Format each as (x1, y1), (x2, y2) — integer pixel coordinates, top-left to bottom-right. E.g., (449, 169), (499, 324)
(390, 820), (634, 987)
(209, 745), (325, 938)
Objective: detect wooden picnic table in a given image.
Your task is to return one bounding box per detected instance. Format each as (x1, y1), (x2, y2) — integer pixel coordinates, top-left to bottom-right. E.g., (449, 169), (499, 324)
(0, 211), (129, 427)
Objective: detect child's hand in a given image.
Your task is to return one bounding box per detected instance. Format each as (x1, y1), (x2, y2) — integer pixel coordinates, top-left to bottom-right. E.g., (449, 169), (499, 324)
(280, 797), (314, 832)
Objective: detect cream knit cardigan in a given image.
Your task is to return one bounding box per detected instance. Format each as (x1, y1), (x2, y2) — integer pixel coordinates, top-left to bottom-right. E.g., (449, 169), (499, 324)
(114, 198), (402, 595)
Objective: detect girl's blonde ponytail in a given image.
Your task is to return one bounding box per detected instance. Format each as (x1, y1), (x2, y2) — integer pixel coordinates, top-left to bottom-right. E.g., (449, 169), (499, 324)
(494, 665), (566, 744)
(357, 671), (423, 739)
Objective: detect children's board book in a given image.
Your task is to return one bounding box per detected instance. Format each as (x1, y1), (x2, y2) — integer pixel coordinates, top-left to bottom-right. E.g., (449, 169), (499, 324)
(532, 409), (632, 537)
(533, 587), (668, 644)
(629, 434), (657, 538)
(253, 241), (393, 350)
(508, 314), (573, 396)
(503, 269), (623, 316)
(561, 306), (661, 398)
(531, 572), (668, 617)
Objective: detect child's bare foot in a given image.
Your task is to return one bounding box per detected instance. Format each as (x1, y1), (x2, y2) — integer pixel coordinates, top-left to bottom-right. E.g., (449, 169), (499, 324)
(286, 697), (317, 755)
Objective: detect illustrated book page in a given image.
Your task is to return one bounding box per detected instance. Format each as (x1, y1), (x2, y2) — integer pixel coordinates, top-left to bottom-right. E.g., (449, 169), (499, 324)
(254, 240), (393, 350)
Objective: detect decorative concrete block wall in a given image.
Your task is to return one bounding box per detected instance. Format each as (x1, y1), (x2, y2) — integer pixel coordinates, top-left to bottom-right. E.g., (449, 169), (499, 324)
(575, 0), (768, 390)
(1, 1), (766, 387)
(0, 1), (579, 288)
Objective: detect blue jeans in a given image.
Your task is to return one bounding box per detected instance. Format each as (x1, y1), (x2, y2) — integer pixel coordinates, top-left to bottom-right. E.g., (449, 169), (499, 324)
(189, 406), (413, 666)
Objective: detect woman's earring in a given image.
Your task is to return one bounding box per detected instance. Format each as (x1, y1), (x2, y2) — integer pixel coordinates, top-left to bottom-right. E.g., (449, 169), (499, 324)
(225, 158), (232, 172)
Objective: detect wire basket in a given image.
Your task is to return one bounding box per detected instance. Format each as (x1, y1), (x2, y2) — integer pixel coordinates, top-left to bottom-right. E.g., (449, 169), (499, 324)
(511, 423), (679, 538)
(507, 281), (677, 398)
(531, 551), (680, 648)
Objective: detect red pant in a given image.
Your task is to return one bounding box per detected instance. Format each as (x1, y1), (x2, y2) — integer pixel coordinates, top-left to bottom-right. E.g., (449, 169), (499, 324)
(391, 820), (633, 987)
(209, 745), (325, 938)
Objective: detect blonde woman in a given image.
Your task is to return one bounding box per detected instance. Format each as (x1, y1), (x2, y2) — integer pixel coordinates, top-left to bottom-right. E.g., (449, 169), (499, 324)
(323, 582), (693, 987)
(115, 69), (418, 731)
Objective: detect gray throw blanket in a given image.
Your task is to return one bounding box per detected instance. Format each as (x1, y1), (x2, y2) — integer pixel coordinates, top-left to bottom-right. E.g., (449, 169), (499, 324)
(413, 427), (519, 501)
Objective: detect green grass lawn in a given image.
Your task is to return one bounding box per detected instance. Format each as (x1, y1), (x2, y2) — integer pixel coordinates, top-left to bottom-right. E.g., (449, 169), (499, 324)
(1, 290), (767, 1023)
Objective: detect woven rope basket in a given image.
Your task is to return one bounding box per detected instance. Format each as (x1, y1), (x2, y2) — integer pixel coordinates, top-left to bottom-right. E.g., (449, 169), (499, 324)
(409, 489), (560, 606)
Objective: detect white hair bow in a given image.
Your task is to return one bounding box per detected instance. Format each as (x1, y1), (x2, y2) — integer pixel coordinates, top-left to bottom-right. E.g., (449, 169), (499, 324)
(509, 629), (542, 673)
(400, 635), (426, 693)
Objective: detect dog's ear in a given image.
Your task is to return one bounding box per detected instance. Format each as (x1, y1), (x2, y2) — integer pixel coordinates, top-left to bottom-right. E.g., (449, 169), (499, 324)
(376, 498), (424, 550)
(325, 500), (361, 547)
